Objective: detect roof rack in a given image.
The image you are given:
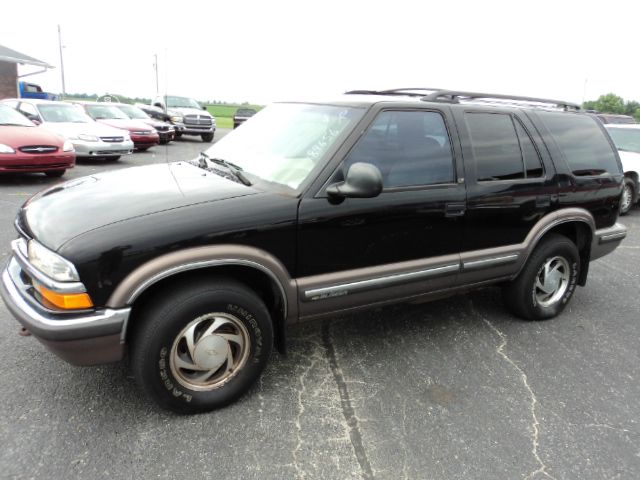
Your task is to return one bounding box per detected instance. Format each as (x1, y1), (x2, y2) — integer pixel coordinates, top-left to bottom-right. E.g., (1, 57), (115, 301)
(344, 88), (443, 98)
(344, 88), (580, 111)
(421, 90), (581, 111)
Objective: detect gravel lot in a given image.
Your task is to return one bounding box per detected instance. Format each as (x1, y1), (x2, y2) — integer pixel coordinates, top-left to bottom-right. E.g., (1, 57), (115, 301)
(1, 131), (639, 479)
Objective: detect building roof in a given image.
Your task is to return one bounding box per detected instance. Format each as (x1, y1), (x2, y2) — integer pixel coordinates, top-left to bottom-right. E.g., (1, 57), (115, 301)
(0, 44), (53, 68)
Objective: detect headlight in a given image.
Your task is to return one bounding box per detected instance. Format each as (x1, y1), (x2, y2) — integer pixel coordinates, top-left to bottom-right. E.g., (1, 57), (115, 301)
(170, 115), (183, 123)
(0, 143), (16, 154)
(28, 240), (80, 282)
(62, 140), (74, 152)
(78, 134), (99, 142)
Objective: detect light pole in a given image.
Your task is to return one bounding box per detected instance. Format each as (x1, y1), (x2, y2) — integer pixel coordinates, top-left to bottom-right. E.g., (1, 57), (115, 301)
(57, 25), (66, 98)
(153, 53), (159, 94)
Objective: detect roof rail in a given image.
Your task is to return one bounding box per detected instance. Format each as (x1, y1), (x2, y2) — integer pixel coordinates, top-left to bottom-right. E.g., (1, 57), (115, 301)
(421, 90), (581, 111)
(344, 88), (443, 98)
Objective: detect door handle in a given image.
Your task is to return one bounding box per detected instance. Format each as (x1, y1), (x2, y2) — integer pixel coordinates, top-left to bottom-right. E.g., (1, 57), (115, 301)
(445, 203), (466, 218)
(536, 195), (551, 208)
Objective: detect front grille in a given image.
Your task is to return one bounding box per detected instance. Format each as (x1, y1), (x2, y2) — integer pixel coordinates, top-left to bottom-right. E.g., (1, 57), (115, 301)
(19, 145), (58, 154)
(184, 115), (213, 126)
(155, 125), (169, 131)
(95, 150), (130, 155)
(100, 136), (125, 143)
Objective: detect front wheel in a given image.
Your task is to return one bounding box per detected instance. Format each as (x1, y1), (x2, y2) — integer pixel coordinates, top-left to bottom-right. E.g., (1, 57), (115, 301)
(620, 178), (635, 215)
(132, 279), (273, 413)
(201, 132), (214, 142)
(502, 233), (580, 320)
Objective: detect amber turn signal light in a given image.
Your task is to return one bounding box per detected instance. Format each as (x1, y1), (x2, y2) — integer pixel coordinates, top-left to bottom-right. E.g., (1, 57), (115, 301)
(35, 282), (94, 310)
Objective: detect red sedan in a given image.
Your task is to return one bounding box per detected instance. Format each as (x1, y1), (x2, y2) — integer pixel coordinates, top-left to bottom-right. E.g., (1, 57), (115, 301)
(0, 105), (75, 177)
(79, 102), (160, 151)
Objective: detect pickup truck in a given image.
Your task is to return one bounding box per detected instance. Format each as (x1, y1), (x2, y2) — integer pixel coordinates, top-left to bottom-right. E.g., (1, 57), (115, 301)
(19, 81), (58, 101)
(152, 95), (216, 142)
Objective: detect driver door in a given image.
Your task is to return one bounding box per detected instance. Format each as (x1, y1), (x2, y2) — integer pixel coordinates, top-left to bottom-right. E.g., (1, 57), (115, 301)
(296, 107), (466, 319)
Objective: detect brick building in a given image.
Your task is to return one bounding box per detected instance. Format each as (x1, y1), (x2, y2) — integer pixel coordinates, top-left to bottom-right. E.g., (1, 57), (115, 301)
(0, 45), (53, 100)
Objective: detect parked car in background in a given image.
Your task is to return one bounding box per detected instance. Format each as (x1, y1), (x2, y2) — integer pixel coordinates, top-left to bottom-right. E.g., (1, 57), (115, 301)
(233, 108), (257, 128)
(0, 104), (74, 177)
(76, 102), (159, 151)
(606, 124), (640, 214)
(152, 95), (216, 142)
(597, 113), (637, 125)
(113, 103), (175, 145)
(0, 99), (134, 161)
(0, 88), (626, 413)
(19, 81), (58, 101)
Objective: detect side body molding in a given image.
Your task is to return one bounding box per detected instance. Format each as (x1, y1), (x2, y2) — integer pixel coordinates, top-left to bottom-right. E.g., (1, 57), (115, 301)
(106, 245), (298, 323)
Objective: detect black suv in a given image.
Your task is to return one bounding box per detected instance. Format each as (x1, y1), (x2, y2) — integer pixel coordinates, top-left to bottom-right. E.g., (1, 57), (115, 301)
(233, 107), (257, 128)
(0, 89), (627, 413)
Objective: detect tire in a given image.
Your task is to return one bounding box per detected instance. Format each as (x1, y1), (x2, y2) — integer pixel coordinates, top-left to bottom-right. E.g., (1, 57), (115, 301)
(45, 170), (65, 178)
(620, 178), (635, 215)
(132, 278), (273, 413)
(201, 132), (214, 143)
(175, 132), (182, 138)
(159, 138), (169, 145)
(502, 233), (580, 321)
(107, 156), (121, 162)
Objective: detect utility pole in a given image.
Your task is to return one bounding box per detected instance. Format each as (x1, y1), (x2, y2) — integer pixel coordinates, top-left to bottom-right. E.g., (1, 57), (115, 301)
(57, 25), (66, 98)
(153, 54), (159, 94)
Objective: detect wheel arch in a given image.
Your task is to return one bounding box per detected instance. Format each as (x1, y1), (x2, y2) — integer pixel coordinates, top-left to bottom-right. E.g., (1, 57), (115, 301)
(520, 208), (595, 286)
(107, 245), (298, 353)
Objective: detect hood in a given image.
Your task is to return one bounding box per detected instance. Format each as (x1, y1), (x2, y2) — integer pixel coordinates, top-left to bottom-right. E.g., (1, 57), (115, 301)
(168, 107), (213, 118)
(0, 125), (65, 148)
(96, 118), (154, 132)
(618, 150), (640, 174)
(40, 121), (127, 139)
(21, 161), (258, 250)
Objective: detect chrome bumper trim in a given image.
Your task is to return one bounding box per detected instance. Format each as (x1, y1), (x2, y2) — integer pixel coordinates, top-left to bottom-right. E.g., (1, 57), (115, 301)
(1, 258), (130, 342)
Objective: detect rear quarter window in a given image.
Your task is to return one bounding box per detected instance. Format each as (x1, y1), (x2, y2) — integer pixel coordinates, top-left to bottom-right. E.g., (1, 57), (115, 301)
(538, 112), (620, 176)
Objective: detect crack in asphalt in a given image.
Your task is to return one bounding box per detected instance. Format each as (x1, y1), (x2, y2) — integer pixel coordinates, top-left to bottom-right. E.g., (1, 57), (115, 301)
(471, 302), (556, 480)
(322, 322), (374, 480)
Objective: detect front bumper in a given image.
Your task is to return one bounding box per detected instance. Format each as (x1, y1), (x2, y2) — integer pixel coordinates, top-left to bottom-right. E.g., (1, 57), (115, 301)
(0, 256), (130, 365)
(591, 222), (627, 260)
(0, 152), (75, 172)
(131, 132), (160, 147)
(72, 139), (134, 158)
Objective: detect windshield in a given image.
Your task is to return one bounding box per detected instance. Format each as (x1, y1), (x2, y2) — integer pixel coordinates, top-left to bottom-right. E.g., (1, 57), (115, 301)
(38, 104), (93, 123)
(607, 127), (640, 154)
(203, 103), (363, 190)
(166, 96), (202, 109)
(0, 105), (34, 127)
(117, 104), (150, 120)
(86, 104), (129, 120)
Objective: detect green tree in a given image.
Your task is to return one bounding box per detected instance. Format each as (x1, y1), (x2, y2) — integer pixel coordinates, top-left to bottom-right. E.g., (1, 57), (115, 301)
(594, 93), (625, 114)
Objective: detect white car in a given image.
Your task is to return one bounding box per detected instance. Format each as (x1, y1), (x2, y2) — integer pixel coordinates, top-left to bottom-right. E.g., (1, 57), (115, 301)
(605, 124), (640, 215)
(1, 99), (134, 161)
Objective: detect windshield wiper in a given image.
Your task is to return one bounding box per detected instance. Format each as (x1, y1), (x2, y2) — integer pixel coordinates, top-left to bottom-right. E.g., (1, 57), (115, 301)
(199, 152), (252, 186)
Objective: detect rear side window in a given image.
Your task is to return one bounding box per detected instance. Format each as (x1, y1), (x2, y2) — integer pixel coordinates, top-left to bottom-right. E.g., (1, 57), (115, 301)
(538, 112), (620, 176)
(465, 112), (543, 181)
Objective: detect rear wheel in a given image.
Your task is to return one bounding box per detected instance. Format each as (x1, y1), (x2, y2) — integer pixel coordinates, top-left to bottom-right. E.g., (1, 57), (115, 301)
(620, 178), (635, 215)
(44, 170), (65, 178)
(502, 234), (580, 320)
(132, 278), (273, 413)
(201, 132), (214, 142)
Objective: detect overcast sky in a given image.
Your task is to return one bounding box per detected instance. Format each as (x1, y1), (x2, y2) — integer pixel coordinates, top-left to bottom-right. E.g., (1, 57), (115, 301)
(2, 0), (637, 105)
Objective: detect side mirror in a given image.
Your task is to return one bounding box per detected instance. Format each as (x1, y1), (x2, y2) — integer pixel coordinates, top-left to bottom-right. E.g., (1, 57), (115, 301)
(202, 105), (207, 111)
(326, 162), (383, 199)
(31, 118), (42, 126)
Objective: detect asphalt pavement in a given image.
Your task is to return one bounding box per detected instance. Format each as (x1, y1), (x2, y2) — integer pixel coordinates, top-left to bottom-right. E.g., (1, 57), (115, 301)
(1, 132), (639, 479)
